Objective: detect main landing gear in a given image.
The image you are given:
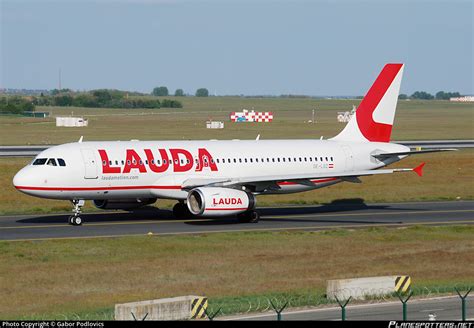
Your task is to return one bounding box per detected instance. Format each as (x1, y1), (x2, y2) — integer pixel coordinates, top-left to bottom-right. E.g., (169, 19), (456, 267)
(69, 199), (85, 226)
(237, 210), (260, 223)
(173, 202), (192, 219)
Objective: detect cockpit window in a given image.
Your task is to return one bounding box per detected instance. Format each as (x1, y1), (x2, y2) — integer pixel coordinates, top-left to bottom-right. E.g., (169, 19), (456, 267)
(57, 158), (66, 166)
(46, 158), (57, 166)
(32, 158), (47, 165)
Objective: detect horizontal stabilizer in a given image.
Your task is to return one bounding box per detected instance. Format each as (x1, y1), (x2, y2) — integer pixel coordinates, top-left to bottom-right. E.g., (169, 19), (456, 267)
(372, 148), (457, 160)
(413, 162), (425, 177)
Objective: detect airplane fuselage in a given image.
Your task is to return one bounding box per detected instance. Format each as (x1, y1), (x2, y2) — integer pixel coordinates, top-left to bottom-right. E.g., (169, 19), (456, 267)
(13, 139), (409, 200)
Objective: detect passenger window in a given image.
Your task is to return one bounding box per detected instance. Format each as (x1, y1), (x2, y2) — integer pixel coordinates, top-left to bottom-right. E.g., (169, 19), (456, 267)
(57, 158), (66, 166)
(47, 158), (57, 166)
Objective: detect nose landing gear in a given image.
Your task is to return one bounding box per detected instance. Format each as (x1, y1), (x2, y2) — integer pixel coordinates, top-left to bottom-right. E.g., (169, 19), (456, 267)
(69, 199), (85, 226)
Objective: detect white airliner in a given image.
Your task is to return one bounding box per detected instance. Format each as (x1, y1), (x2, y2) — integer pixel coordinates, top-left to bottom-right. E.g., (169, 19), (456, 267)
(13, 63), (452, 225)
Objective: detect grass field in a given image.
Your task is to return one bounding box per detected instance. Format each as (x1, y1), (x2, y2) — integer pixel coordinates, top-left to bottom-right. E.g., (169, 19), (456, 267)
(0, 225), (472, 319)
(1, 150), (473, 215)
(0, 98), (472, 145)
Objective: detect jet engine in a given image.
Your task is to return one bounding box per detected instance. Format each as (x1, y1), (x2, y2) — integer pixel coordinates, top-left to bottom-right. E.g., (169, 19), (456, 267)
(93, 198), (157, 210)
(186, 187), (256, 216)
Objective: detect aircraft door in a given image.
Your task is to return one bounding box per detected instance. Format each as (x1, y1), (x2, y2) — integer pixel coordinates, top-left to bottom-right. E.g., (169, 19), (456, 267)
(341, 145), (354, 171)
(80, 148), (98, 179)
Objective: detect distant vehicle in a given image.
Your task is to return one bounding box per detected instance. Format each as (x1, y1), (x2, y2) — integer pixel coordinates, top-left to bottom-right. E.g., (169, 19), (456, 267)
(13, 64), (453, 225)
(337, 105), (357, 123)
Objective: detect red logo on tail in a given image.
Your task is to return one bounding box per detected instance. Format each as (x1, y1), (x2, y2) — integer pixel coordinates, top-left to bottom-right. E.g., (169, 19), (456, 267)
(356, 63), (403, 142)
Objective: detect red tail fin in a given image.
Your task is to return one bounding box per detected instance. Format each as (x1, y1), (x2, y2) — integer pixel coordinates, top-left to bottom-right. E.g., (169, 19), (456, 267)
(332, 63), (404, 143)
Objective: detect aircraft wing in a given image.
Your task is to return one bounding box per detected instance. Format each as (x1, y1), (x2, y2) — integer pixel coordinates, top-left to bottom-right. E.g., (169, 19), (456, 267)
(181, 164), (423, 191)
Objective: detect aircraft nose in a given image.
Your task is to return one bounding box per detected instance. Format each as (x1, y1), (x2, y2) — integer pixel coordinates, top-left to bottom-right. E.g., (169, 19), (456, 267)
(13, 167), (29, 189)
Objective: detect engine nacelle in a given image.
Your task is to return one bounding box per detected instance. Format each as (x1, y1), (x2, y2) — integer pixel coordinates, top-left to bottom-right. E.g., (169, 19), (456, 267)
(93, 198), (156, 210)
(187, 187), (256, 217)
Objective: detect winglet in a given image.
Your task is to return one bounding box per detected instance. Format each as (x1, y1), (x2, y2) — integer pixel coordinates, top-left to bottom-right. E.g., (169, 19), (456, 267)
(413, 162), (425, 177)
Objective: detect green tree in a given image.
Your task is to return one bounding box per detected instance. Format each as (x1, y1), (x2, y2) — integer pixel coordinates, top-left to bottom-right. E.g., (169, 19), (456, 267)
(195, 88), (209, 97)
(174, 89), (185, 97)
(410, 91), (434, 100)
(54, 94), (74, 106)
(72, 94), (98, 107)
(0, 97), (35, 114)
(152, 86), (169, 96)
(161, 99), (183, 108)
(50, 88), (72, 96)
(92, 89), (113, 105)
(435, 91), (461, 100)
(398, 94), (408, 100)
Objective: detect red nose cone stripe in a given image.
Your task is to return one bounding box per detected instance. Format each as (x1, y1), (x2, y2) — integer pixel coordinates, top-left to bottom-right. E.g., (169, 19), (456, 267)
(356, 63), (403, 142)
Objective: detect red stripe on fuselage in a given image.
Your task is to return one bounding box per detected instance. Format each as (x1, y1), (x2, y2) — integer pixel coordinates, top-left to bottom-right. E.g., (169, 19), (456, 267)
(15, 178), (340, 192)
(14, 185), (182, 191)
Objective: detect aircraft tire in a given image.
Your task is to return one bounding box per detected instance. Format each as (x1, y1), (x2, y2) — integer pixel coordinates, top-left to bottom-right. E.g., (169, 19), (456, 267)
(173, 202), (190, 219)
(238, 210), (259, 223)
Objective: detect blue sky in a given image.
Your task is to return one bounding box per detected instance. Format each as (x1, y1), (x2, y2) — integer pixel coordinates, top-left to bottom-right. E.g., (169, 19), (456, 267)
(1, 0), (472, 95)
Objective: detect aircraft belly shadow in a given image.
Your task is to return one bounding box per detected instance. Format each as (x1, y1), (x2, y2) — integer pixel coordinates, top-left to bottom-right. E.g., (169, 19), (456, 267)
(15, 199), (422, 225)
